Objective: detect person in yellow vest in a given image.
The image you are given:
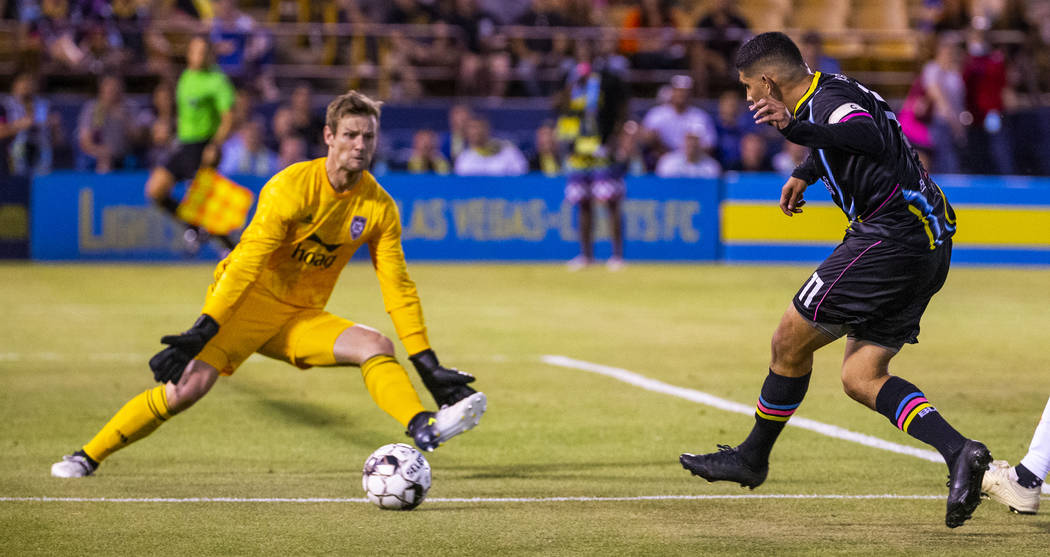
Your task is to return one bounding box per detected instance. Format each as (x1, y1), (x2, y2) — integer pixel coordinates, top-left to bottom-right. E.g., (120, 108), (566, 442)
(51, 90), (487, 478)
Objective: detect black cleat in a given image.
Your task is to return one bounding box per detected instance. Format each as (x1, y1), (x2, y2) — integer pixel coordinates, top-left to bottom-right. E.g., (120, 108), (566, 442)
(945, 439), (992, 528)
(406, 411), (439, 452)
(680, 444), (768, 489)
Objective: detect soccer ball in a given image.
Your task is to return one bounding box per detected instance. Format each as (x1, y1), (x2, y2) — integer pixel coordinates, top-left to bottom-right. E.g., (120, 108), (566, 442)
(361, 443), (431, 510)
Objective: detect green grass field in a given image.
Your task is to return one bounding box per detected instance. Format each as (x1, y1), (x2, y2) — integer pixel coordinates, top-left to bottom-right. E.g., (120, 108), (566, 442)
(2, 262), (1048, 555)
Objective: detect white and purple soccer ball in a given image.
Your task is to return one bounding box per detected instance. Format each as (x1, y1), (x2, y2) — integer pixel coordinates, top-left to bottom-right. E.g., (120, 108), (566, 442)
(362, 443), (431, 510)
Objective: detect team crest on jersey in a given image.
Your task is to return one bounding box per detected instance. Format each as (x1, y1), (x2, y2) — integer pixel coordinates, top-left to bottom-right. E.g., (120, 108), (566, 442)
(350, 216), (367, 240)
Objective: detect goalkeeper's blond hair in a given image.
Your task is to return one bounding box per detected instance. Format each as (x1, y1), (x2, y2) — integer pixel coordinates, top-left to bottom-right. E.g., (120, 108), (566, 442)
(325, 90), (383, 131)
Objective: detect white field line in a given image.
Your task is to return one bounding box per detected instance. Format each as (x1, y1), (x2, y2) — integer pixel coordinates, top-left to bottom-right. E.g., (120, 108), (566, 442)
(542, 355), (946, 463)
(0, 494), (954, 504)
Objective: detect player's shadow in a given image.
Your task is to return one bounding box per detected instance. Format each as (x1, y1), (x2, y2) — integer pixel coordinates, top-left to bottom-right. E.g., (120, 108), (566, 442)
(223, 379), (392, 449)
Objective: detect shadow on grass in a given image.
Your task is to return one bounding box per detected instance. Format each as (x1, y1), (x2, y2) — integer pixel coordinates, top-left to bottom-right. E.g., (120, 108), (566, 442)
(446, 461), (665, 480)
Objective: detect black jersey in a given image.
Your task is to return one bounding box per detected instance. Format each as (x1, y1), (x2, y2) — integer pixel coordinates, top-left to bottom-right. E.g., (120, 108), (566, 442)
(783, 72), (956, 251)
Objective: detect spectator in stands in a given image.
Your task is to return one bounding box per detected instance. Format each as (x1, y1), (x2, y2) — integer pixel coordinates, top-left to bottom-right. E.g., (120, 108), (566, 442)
(441, 104), (473, 162)
(963, 25), (1014, 174)
(640, 75), (717, 160)
(528, 123), (562, 176)
(655, 123), (722, 178)
(921, 0), (972, 34)
(511, 0), (572, 96)
(210, 0), (278, 101)
(921, 35), (967, 174)
(135, 80), (177, 169)
(76, 74), (136, 173)
(285, 82), (325, 153)
(17, 0), (98, 72)
(406, 129), (451, 174)
(454, 115), (528, 176)
(899, 68), (936, 172)
(731, 132), (774, 172)
(219, 117), (277, 177)
(693, 0), (750, 95)
(618, 0), (688, 71)
(609, 120), (649, 177)
(0, 70), (59, 176)
(773, 141), (810, 176)
(713, 90), (759, 169)
(401, 20), (464, 97)
(800, 31), (841, 75)
(269, 105), (296, 153)
(276, 134), (309, 170)
(442, 0), (511, 97)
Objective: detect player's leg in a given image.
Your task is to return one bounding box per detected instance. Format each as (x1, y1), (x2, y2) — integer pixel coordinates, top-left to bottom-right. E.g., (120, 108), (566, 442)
(144, 165), (179, 215)
(681, 305), (837, 488)
(851, 338), (992, 527)
(565, 173), (594, 269)
(52, 289), (290, 477)
(983, 395), (1049, 514)
(594, 172), (625, 270)
(51, 360), (219, 478)
(262, 313), (484, 451)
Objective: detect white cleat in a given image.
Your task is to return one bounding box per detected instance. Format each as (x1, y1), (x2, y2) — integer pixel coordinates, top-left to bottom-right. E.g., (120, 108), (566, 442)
(434, 391), (487, 445)
(51, 454), (96, 478)
(981, 460), (1040, 514)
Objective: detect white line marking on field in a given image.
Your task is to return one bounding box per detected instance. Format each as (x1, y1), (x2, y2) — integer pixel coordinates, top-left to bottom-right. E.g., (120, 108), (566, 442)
(0, 494), (952, 504)
(542, 355), (944, 464)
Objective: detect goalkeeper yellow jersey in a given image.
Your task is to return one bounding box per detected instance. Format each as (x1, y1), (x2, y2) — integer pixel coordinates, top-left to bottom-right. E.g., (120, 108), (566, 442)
(200, 157), (430, 354)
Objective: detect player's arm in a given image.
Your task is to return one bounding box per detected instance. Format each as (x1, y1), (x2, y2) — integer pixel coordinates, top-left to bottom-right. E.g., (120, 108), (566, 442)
(752, 96), (885, 156)
(149, 176), (297, 383)
(369, 200), (476, 407)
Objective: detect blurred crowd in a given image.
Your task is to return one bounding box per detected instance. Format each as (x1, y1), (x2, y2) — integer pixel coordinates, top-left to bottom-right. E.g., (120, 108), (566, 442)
(1, 0), (1050, 179)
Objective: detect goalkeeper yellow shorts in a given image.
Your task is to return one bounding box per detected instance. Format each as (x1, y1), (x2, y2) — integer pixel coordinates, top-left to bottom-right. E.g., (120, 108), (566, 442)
(196, 286), (355, 375)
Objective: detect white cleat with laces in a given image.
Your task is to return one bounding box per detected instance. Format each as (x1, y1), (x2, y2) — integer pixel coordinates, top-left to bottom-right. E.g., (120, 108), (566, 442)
(434, 391), (487, 444)
(981, 460), (1040, 514)
(51, 453), (97, 478)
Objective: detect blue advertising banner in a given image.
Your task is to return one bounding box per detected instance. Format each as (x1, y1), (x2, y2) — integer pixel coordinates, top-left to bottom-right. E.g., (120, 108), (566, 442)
(30, 172), (721, 262)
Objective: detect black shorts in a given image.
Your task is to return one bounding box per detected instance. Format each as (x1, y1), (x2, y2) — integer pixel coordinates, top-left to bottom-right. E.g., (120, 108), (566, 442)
(160, 141), (209, 182)
(792, 235), (952, 350)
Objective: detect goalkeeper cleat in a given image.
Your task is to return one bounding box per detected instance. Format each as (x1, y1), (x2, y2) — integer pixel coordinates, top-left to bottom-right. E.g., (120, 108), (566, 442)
(407, 412), (439, 452)
(434, 391), (486, 441)
(406, 392), (487, 452)
(50, 452), (97, 478)
(945, 439), (992, 528)
(981, 460), (1040, 515)
(680, 444), (767, 489)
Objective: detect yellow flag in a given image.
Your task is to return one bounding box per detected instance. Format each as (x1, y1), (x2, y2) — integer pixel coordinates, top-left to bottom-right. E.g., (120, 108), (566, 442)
(176, 168), (254, 236)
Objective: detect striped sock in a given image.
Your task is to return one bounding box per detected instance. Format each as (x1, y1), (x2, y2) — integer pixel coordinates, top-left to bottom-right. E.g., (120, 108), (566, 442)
(875, 376), (966, 466)
(738, 370), (810, 468)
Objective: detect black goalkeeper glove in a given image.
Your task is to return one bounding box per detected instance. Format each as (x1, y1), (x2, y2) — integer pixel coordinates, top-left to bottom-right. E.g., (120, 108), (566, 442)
(148, 314), (220, 384)
(408, 349), (476, 408)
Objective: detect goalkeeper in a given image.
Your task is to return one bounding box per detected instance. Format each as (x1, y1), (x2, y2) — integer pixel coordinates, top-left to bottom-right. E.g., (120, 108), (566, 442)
(51, 91), (486, 478)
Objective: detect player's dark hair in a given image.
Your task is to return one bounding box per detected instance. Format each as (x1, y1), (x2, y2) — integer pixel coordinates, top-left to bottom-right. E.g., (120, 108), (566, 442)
(734, 32), (807, 76)
(325, 90), (383, 131)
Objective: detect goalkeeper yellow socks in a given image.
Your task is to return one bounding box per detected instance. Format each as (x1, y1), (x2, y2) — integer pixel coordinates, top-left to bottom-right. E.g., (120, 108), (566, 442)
(361, 355), (426, 428)
(82, 385), (172, 463)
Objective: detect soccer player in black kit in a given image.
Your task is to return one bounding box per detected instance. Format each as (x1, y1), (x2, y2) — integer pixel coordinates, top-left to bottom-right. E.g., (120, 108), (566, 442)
(679, 32), (992, 528)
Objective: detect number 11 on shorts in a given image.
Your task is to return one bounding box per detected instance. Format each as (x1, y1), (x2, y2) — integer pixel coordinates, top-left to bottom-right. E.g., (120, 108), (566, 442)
(799, 272), (824, 308)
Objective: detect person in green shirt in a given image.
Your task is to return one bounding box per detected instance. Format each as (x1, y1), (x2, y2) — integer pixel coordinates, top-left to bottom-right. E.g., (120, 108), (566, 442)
(145, 35), (237, 253)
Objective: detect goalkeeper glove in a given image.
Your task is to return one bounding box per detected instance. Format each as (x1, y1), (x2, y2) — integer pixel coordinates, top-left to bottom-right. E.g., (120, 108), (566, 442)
(148, 314), (220, 384)
(408, 349), (476, 408)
